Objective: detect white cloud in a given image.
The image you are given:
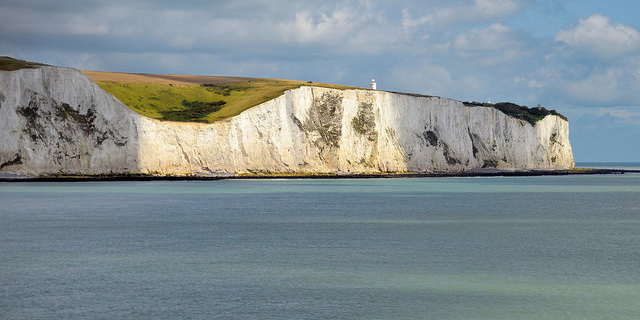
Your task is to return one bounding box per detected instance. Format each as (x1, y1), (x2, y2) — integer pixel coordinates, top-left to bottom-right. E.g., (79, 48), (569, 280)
(528, 80), (546, 89)
(389, 62), (487, 99)
(566, 68), (623, 103)
(451, 24), (524, 66)
(598, 107), (640, 124)
(555, 14), (640, 58)
(270, 4), (398, 54)
(403, 0), (520, 31)
(390, 62), (451, 94)
(454, 23), (516, 51)
(282, 9), (357, 43)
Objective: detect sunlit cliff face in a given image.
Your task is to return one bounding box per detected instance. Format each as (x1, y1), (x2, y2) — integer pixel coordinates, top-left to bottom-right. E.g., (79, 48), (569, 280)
(0, 66), (573, 176)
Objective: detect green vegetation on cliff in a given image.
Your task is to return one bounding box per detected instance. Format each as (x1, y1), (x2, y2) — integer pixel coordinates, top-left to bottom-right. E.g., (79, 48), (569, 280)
(0, 56), (48, 71)
(463, 101), (567, 125)
(95, 79), (358, 123)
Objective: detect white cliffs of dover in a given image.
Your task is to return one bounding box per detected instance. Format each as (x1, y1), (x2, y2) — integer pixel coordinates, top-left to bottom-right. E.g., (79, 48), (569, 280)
(0, 66), (574, 176)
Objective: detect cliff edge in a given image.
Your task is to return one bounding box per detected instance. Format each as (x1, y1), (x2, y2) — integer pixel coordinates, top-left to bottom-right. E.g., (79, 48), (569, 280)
(0, 63), (574, 177)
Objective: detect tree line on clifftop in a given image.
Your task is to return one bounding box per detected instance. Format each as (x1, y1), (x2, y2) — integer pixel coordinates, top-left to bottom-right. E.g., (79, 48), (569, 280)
(463, 101), (567, 125)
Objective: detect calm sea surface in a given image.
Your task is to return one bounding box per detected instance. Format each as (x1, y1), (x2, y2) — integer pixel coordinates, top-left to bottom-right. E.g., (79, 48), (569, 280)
(2, 167), (640, 319)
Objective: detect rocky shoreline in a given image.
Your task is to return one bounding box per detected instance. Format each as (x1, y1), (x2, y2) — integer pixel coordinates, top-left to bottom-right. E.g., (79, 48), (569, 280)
(1, 168), (636, 182)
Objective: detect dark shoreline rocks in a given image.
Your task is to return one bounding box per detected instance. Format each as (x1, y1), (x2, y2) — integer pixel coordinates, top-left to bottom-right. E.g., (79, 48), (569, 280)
(1, 169), (636, 182)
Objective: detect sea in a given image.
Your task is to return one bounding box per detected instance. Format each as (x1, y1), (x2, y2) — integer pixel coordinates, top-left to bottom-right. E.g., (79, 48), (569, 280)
(1, 163), (639, 320)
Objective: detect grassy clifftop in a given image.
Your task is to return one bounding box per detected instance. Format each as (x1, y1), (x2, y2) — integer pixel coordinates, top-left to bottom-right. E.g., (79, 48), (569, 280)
(2, 57), (567, 124)
(85, 71), (359, 123)
(0, 56), (48, 71)
(89, 71), (567, 125)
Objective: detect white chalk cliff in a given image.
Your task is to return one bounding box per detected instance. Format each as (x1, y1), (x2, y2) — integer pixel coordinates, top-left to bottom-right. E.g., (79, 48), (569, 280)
(0, 65), (574, 176)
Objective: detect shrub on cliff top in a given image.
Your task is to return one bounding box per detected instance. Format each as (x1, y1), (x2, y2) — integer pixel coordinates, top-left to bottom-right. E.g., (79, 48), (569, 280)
(463, 101), (567, 125)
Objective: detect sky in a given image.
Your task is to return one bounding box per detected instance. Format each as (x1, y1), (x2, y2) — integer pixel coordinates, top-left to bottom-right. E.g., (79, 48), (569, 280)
(1, 0), (639, 162)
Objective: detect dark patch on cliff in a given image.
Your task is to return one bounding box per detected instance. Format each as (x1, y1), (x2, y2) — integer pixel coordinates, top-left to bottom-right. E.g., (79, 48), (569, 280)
(350, 101), (379, 168)
(468, 129), (479, 157)
(56, 103), (98, 136)
(420, 130), (439, 147)
(415, 129), (460, 165)
(441, 142), (460, 165)
(0, 154), (22, 170)
(17, 99), (46, 141)
(16, 92), (129, 164)
(290, 114), (304, 131)
(483, 159), (499, 168)
(303, 92), (343, 162)
(57, 103), (128, 147)
(351, 101), (376, 141)
(469, 133), (478, 158)
(467, 130), (500, 168)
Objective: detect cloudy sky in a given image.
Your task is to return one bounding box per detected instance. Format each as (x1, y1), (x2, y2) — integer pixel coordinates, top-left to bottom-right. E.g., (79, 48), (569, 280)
(1, 0), (639, 162)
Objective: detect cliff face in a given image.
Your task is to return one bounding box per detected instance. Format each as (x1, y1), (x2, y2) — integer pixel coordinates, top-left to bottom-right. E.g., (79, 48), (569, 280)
(0, 66), (574, 176)
(0, 67), (140, 175)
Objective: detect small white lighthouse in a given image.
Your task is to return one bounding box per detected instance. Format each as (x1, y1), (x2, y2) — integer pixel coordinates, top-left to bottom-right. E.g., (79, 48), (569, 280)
(370, 79), (377, 90)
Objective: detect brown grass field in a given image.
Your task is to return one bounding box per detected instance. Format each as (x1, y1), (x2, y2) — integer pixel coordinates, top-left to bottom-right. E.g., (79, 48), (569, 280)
(82, 70), (360, 122)
(82, 71), (255, 86)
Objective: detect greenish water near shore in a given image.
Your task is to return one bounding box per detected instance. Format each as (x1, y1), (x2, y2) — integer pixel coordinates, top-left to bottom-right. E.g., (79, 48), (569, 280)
(1, 172), (639, 319)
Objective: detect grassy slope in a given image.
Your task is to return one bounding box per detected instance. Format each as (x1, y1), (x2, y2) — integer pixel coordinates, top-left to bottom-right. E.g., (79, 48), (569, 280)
(0, 56), (48, 71)
(91, 75), (359, 122)
(91, 73), (567, 124)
